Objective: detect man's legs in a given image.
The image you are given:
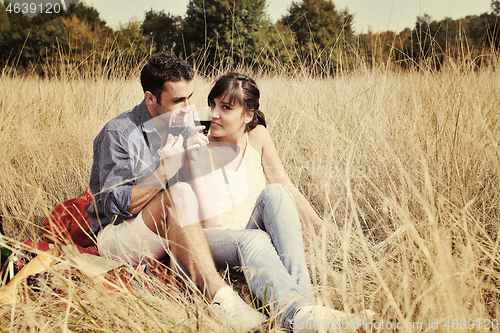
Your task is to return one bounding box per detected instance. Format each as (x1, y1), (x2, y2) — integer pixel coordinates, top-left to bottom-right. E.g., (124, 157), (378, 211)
(140, 182), (224, 300)
(141, 182), (267, 330)
(98, 182), (267, 330)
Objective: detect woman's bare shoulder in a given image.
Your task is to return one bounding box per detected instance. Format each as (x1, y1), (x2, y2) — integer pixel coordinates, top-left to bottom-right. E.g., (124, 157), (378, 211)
(248, 125), (270, 155)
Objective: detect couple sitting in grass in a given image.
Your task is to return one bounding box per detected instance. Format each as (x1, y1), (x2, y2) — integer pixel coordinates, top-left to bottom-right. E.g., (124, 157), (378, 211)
(88, 53), (373, 332)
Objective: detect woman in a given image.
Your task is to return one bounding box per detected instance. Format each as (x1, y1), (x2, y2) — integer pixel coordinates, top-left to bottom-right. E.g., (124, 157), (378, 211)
(201, 72), (373, 332)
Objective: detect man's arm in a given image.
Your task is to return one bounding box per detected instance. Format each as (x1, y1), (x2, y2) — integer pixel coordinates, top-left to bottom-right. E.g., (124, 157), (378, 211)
(91, 130), (135, 223)
(128, 133), (186, 215)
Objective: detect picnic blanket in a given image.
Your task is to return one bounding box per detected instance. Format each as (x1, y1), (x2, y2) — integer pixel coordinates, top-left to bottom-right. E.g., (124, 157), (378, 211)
(0, 188), (180, 305)
(0, 241), (179, 305)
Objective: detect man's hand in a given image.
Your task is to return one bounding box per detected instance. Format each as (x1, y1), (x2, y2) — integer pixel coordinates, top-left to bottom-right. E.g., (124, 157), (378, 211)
(160, 133), (186, 182)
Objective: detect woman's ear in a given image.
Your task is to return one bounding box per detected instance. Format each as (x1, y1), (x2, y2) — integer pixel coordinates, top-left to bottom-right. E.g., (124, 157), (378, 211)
(244, 110), (254, 124)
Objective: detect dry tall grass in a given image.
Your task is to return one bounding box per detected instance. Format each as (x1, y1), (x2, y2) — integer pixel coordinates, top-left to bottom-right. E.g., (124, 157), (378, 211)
(0, 57), (499, 332)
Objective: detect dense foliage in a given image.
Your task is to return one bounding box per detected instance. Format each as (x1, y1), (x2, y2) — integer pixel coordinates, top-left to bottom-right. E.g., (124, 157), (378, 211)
(140, 10), (181, 55)
(1, 0), (500, 74)
(278, 0), (355, 73)
(181, 0), (277, 73)
(0, 2), (149, 76)
(358, 5), (500, 69)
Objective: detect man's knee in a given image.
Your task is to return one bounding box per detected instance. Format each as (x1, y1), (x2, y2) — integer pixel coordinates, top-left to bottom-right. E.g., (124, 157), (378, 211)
(169, 182), (201, 227)
(142, 183), (197, 232)
(169, 182), (197, 211)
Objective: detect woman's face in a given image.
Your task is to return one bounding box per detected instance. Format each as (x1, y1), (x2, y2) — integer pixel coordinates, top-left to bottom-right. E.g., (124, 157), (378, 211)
(209, 96), (253, 139)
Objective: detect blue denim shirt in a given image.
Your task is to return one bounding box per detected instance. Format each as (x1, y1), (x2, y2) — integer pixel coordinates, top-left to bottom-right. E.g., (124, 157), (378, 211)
(88, 100), (190, 233)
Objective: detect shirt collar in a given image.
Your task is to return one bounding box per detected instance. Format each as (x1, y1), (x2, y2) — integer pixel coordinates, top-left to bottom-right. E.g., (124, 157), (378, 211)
(137, 99), (157, 134)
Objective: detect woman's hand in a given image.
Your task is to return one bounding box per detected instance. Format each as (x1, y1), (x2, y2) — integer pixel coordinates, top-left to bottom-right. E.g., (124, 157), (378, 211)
(185, 126), (219, 228)
(186, 126), (212, 177)
(186, 126), (208, 150)
(253, 125), (324, 232)
(160, 133), (186, 182)
(301, 209), (324, 232)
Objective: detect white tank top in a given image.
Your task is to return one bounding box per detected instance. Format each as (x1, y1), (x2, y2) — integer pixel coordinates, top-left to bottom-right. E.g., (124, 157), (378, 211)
(209, 133), (266, 230)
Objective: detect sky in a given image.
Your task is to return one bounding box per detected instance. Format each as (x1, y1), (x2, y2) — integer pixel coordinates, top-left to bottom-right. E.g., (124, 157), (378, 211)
(82, 0), (492, 33)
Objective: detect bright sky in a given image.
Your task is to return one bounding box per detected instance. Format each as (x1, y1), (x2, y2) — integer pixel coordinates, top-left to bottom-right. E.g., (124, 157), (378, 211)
(82, 0), (492, 33)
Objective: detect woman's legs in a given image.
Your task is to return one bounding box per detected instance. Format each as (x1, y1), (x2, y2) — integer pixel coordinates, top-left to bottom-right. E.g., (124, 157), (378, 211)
(247, 184), (312, 293)
(204, 228), (312, 327)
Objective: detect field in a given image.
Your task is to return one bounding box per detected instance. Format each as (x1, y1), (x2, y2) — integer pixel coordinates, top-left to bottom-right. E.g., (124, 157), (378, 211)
(0, 59), (499, 332)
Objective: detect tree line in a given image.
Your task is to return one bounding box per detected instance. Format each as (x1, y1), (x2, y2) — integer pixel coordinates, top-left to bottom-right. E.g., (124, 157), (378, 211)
(1, 0), (500, 76)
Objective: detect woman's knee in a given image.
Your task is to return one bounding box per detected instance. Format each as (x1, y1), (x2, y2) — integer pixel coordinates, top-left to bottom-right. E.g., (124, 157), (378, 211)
(259, 184), (296, 213)
(262, 184), (292, 201)
(264, 183), (285, 194)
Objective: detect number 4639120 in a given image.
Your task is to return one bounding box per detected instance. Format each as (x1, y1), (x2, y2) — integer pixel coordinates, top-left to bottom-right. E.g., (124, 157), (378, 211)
(443, 319), (498, 330)
(5, 2), (62, 15)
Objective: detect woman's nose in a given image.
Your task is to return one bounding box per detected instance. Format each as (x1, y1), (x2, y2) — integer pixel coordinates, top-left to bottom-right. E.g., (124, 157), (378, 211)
(211, 107), (220, 118)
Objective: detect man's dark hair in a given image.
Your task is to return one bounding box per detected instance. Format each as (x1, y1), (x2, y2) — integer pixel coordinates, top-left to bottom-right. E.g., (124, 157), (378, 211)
(141, 53), (194, 104)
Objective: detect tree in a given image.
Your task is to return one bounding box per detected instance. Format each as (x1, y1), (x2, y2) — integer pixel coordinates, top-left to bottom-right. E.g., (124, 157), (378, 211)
(0, 2), (116, 74)
(182, 0), (275, 72)
(400, 13), (500, 69)
(357, 29), (410, 66)
(1, 1), (108, 32)
(114, 19), (151, 74)
(140, 9), (181, 53)
(64, 2), (109, 32)
(278, 0), (355, 73)
(492, 0), (500, 15)
(402, 15), (461, 69)
(0, 2), (9, 30)
(2, 1), (34, 32)
(465, 14), (500, 56)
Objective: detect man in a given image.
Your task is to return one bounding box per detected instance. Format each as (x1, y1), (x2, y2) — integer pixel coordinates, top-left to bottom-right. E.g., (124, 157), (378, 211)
(87, 53), (266, 331)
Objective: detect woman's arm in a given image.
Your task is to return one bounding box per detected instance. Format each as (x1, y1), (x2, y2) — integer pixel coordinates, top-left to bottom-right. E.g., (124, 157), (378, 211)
(253, 126), (323, 229)
(184, 129), (219, 228)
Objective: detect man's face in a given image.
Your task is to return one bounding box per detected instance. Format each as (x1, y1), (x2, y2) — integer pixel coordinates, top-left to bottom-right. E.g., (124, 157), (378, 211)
(148, 79), (194, 124)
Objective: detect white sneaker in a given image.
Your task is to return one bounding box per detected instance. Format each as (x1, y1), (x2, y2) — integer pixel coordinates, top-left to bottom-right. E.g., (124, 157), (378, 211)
(292, 305), (375, 333)
(210, 286), (267, 331)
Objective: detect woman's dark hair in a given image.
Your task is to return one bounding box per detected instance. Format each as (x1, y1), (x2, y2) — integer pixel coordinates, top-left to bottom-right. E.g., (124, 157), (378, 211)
(208, 72), (266, 132)
(141, 53), (194, 104)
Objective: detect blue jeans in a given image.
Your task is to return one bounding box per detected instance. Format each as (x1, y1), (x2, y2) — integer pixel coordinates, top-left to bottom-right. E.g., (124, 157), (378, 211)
(204, 184), (313, 328)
